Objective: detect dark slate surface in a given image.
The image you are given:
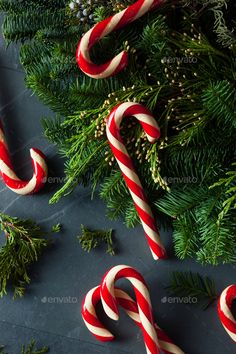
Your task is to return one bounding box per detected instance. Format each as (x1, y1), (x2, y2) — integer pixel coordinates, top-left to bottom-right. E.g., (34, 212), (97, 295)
(0, 15), (235, 354)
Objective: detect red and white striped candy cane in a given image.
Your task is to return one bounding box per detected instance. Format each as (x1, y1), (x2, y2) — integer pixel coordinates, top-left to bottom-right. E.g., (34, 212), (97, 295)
(82, 286), (184, 353)
(0, 122), (48, 195)
(82, 265), (185, 354)
(100, 265), (159, 353)
(218, 284), (236, 343)
(106, 102), (166, 260)
(76, 0), (163, 79)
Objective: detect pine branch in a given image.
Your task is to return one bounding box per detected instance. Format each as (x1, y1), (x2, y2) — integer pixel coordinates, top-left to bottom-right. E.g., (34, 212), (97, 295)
(196, 211), (236, 265)
(2, 8), (66, 42)
(100, 171), (127, 203)
(210, 162), (236, 217)
(155, 185), (210, 218)
(21, 340), (49, 354)
(78, 225), (115, 255)
(42, 116), (71, 148)
(0, 213), (60, 298)
(202, 80), (236, 129)
(172, 214), (200, 260)
(167, 271), (218, 309)
(124, 199), (140, 228)
(0, 339), (49, 354)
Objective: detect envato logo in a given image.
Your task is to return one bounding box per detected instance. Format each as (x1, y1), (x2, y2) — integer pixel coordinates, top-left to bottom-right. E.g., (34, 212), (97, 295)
(162, 56), (198, 64)
(41, 176), (69, 184)
(161, 296), (198, 304)
(41, 296), (79, 304)
(163, 176), (198, 184)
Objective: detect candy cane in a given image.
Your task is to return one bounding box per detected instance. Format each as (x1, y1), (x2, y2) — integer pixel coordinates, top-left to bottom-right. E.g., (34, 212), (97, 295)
(76, 0), (163, 79)
(82, 265), (185, 354)
(218, 284), (236, 343)
(82, 286), (184, 353)
(101, 264), (160, 353)
(0, 122), (48, 195)
(106, 102), (166, 260)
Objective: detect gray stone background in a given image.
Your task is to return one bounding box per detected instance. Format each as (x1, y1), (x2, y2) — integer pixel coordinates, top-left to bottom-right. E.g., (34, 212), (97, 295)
(0, 15), (235, 354)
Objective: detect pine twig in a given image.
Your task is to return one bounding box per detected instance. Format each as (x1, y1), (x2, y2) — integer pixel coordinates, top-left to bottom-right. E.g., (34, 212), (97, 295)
(0, 339), (49, 354)
(78, 224), (115, 255)
(210, 162), (236, 218)
(166, 271), (218, 309)
(21, 339), (49, 354)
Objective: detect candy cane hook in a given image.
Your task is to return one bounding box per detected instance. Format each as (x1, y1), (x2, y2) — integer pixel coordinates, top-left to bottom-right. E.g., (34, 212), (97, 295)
(0, 122), (48, 195)
(218, 284), (236, 343)
(106, 102), (166, 260)
(76, 0), (163, 79)
(82, 265), (185, 354)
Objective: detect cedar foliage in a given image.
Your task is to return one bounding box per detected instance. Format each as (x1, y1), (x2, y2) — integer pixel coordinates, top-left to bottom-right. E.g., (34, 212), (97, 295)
(0, 0), (235, 264)
(0, 213), (60, 298)
(78, 224), (115, 255)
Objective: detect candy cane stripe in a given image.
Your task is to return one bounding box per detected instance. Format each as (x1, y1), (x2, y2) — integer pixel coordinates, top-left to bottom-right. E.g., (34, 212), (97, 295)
(218, 285), (236, 342)
(0, 122), (48, 195)
(76, 0), (163, 79)
(106, 103), (166, 259)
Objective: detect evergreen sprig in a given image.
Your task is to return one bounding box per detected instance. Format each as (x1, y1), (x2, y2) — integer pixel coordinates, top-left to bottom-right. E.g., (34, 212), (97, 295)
(0, 339), (49, 354)
(167, 271), (218, 309)
(78, 224), (115, 255)
(210, 162), (236, 218)
(157, 185), (236, 265)
(21, 340), (49, 354)
(0, 213), (59, 298)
